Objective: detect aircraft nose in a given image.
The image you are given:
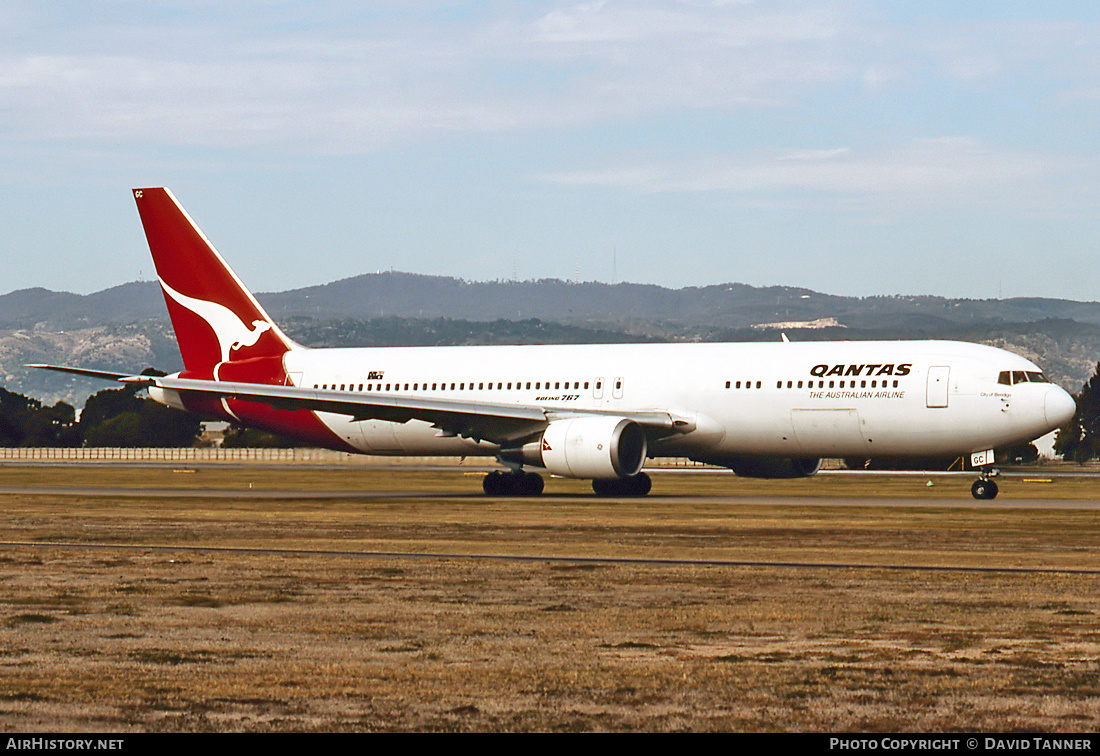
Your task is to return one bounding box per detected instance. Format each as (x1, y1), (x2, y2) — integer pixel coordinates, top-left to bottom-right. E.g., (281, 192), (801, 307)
(1045, 386), (1077, 428)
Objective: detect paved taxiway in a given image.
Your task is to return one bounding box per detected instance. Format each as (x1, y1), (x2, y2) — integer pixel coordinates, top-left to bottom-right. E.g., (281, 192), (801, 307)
(3, 470), (1100, 575)
(2, 481), (1100, 510)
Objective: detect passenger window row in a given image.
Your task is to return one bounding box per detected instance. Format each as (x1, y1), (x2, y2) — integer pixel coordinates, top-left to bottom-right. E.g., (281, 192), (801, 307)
(726, 379), (901, 390)
(312, 380), (592, 392)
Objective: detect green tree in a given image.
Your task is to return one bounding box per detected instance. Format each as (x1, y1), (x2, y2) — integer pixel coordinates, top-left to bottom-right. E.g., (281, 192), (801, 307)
(134, 402), (203, 447)
(1054, 361), (1099, 462)
(82, 412), (141, 447)
(0, 388), (79, 447)
(20, 401), (80, 447)
(79, 386), (143, 434)
(0, 388), (37, 445)
(80, 384), (201, 448)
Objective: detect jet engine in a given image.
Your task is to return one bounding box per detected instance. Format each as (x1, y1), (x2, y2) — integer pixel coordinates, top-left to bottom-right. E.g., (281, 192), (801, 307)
(692, 455), (822, 479)
(503, 416), (647, 479)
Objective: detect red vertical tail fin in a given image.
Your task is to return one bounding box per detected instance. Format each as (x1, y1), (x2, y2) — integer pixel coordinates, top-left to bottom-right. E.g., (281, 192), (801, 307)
(132, 188), (297, 372)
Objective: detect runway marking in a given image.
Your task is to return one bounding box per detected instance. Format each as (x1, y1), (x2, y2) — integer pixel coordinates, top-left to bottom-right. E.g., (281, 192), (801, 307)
(2, 540), (1098, 576)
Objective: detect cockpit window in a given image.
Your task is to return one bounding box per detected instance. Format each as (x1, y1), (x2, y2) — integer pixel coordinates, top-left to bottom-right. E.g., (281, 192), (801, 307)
(999, 370), (1052, 386)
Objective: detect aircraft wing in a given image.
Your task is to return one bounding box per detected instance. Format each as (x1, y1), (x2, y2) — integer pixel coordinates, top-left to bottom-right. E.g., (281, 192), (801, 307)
(30, 364), (681, 446)
(155, 376), (681, 445)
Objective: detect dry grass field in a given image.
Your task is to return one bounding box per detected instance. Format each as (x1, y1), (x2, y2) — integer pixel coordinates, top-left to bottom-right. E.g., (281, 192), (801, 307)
(1, 464), (1099, 732)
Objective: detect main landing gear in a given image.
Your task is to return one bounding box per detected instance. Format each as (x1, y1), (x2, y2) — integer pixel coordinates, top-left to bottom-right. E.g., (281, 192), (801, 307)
(971, 468), (999, 500)
(482, 469), (544, 496)
(591, 472), (652, 497)
(481, 470), (654, 497)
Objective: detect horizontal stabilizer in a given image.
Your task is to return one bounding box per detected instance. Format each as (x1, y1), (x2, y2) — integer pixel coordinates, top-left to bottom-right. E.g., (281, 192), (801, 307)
(25, 364), (154, 384)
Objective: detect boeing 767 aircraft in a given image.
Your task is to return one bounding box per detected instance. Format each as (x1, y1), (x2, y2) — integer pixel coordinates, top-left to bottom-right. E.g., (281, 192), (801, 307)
(32, 188), (1077, 499)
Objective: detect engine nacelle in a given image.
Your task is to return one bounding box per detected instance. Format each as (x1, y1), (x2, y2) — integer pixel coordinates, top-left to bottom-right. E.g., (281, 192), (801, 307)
(692, 455), (822, 479)
(505, 417), (648, 479)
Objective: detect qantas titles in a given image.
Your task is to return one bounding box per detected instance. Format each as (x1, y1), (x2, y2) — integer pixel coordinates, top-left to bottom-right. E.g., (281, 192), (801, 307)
(810, 363), (912, 378)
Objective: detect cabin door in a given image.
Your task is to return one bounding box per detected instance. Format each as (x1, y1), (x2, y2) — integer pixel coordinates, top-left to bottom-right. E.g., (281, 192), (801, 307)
(926, 366), (950, 408)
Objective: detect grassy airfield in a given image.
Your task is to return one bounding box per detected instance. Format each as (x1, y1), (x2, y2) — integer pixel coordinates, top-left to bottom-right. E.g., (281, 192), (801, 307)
(1, 464), (1099, 731)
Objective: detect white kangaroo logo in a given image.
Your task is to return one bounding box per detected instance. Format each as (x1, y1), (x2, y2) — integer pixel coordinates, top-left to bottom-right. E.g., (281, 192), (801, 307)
(159, 278), (273, 363)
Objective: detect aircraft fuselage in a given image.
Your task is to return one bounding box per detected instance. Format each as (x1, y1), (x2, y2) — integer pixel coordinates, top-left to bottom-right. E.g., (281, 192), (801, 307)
(178, 339), (1072, 463)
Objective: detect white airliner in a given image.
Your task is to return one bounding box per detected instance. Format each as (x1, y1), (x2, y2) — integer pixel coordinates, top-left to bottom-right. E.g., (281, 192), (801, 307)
(33, 188), (1077, 500)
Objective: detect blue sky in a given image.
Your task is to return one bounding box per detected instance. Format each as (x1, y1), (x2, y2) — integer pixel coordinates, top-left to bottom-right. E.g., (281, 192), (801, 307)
(2, 1), (1099, 300)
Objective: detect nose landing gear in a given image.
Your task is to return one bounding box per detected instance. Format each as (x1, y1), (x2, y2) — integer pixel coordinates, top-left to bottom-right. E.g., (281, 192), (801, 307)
(971, 469), (999, 500)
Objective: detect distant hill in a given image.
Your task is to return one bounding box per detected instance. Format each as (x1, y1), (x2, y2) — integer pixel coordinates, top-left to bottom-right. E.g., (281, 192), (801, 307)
(263, 273), (1100, 331)
(5, 272), (1100, 331)
(2, 272), (1099, 407)
(0, 282), (165, 329)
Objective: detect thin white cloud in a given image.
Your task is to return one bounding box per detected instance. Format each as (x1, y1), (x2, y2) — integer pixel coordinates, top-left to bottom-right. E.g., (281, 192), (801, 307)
(542, 137), (1074, 209)
(532, 0), (832, 47)
(1, 1), (1097, 160)
(925, 17), (1099, 85)
(0, 1), (860, 154)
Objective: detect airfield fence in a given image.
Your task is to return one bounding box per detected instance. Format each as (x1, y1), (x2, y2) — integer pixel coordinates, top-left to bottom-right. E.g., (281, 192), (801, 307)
(0, 446), (714, 467)
(0, 446), (336, 463)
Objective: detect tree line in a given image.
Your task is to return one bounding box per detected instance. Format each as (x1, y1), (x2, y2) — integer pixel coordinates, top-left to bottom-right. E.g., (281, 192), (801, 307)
(0, 381), (202, 448)
(0, 379), (308, 449)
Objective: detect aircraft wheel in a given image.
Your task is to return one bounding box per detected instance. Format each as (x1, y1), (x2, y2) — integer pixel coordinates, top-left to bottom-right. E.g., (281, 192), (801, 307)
(520, 471), (544, 496)
(483, 470), (508, 496)
(591, 473), (652, 497)
(971, 479), (998, 500)
(591, 478), (616, 496)
(628, 472), (652, 496)
(484, 470), (544, 496)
